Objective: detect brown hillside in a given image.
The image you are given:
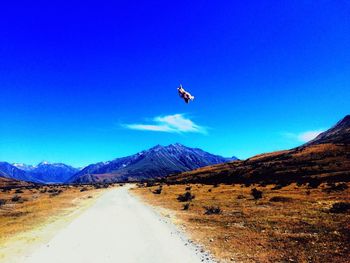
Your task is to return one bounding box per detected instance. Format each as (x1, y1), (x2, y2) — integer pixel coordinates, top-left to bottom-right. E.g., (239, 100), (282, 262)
(165, 116), (350, 185)
(0, 176), (32, 188)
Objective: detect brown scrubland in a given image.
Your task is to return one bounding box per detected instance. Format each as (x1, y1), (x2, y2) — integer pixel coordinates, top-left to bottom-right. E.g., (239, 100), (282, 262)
(0, 184), (109, 252)
(132, 182), (350, 263)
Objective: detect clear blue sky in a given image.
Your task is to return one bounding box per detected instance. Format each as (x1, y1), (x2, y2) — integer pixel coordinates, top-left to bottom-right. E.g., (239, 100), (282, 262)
(1, 1), (349, 167)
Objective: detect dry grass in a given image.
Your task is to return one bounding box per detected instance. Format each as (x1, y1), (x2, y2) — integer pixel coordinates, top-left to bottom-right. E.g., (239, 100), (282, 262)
(132, 183), (350, 263)
(0, 185), (105, 247)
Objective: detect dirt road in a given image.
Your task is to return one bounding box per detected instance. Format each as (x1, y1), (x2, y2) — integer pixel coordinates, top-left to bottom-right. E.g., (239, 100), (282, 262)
(18, 186), (213, 263)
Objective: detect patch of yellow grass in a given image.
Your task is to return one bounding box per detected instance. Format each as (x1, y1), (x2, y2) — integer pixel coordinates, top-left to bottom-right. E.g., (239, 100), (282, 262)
(132, 183), (350, 263)
(0, 185), (109, 261)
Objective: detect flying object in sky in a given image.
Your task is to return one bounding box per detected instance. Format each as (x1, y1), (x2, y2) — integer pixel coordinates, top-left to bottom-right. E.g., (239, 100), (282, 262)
(177, 84), (195, 104)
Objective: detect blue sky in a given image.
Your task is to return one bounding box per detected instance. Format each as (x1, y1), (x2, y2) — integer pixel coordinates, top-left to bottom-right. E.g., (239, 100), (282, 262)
(1, 1), (349, 167)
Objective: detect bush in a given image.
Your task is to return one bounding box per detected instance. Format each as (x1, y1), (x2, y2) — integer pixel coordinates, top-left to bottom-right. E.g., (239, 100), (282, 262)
(208, 189), (212, 192)
(146, 181), (155, 187)
(177, 192), (195, 202)
(272, 184), (283, 190)
(323, 183), (348, 193)
(15, 189), (24, 194)
(269, 196), (293, 202)
(0, 199), (6, 206)
(185, 186), (192, 191)
(307, 179), (321, 189)
(183, 203), (190, 210)
(11, 195), (23, 203)
(80, 187), (88, 192)
(204, 206), (221, 215)
(152, 187), (162, 194)
(237, 195), (245, 199)
(50, 189), (63, 197)
(329, 202), (350, 213)
(296, 181), (304, 187)
(251, 188), (263, 200)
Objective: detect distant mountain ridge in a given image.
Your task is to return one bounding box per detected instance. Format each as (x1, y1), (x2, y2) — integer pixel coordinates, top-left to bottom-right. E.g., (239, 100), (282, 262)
(28, 162), (79, 183)
(69, 143), (236, 183)
(0, 162), (33, 182)
(0, 162), (79, 183)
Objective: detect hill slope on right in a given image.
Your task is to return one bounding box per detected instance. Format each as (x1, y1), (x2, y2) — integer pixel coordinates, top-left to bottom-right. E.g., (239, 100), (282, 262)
(166, 115), (350, 185)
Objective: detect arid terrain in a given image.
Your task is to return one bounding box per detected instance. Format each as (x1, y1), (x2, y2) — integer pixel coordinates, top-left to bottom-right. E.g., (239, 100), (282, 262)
(0, 184), (107, 262)
(132, 182), (350, 263)
(0, 185), (213, 263)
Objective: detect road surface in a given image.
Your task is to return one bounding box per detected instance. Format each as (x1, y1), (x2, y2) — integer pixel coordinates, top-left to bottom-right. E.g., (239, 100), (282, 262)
(20, 186), (213, 263)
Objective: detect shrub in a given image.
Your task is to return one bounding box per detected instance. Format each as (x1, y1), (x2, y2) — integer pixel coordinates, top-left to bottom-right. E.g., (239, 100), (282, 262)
(237, 195), (245, 199)
(323, 183), (348, 193)
(185, 186), (192, 191)
(0, 199), (6, 206)
(15, 189), (24, 194)
(183, 203), (190, 210)
(307, 179), (321, 189)
(80, 187), (88, 192)
(177, 192), (195, 202)
(272, 184), (283, 190)
(11, 195), (23, 203)
(146, 181), (155, 187)
(152, 187), (162, 194)
(269, 196), (293, 202)
(50, 189), (63, 197)
(251, 188), (263, 200)
(208, 189), (212, 192)
(329, 202), (350, 213)
(204, 206), (221, 215)
(296, 181), (304, 187)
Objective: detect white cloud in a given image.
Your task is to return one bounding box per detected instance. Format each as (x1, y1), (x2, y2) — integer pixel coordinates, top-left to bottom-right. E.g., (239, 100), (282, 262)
(297, 130), (323, 142)
(283, 130), (324, 143)
(124, 114), (207, 134)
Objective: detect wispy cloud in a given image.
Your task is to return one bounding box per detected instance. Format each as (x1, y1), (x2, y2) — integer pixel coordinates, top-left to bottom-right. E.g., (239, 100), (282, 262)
(283, 130), (324, 143)
(124, 114), (207, 134)
(297, 130), (323, 142)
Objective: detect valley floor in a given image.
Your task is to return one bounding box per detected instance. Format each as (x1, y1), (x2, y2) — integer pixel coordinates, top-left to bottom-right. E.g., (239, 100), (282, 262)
(132, 183), (350, 263)
(1, 186), (212, 263)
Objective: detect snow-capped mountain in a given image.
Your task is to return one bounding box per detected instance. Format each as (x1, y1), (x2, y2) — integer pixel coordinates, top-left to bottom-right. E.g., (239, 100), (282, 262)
(69, 143), (237, 183)
(29, 162), (79, 183)
(12, 163), (36, 171)
(1, 162), (79, 183)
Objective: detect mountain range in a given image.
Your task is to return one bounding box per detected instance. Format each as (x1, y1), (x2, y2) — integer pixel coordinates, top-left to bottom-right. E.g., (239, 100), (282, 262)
(0, 162), (79, 184)
(165, 115), (350, 185)
(68, 144), (235, 183)
(0, 144), (235, 184)
(2, 115), (348, 186)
